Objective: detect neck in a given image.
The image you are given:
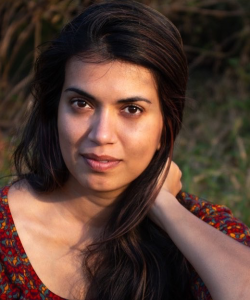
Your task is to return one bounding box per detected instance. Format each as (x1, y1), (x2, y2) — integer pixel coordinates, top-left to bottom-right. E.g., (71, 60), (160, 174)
(50, 179), (124, 229)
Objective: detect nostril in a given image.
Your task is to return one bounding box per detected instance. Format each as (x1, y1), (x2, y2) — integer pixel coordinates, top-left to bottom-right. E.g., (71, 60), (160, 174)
(88, 114), (116, 145)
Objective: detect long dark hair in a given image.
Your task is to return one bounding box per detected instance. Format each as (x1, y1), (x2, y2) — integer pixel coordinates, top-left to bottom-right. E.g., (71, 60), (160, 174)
(14, 1), (194, 299)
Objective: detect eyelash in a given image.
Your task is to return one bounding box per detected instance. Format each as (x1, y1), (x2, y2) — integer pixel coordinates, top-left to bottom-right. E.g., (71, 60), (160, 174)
(70, 99), (144, 116)
(70, 99), (92, 109)
(121, 105), (143, 115)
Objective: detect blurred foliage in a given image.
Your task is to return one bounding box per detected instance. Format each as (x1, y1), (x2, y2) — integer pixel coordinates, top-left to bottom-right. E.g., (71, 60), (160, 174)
(0, 0), (250, 224)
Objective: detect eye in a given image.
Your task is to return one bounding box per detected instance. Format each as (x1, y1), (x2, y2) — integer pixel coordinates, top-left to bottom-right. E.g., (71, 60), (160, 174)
(122, 105), (143, 115)
(70, 99), (92, 109)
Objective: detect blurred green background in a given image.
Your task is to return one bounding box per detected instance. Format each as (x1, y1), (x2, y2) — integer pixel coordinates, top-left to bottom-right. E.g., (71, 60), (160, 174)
(0, 0), (250, 224)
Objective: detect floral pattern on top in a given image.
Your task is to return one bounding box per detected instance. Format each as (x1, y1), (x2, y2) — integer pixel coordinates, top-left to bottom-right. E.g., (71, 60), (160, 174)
(0, 186), (250, 299)
(180, 192), (250, 300)
(0, 186), (65, 300)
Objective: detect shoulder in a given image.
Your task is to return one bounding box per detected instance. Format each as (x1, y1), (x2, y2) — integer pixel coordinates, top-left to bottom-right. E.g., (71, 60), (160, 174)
(0, 186), (15, 260)
(0, 183), (30, 238)
(0, 186), (23, 297)
(0, 186), (63, 299)
(0, 185), (13, 237)
(0, 185), (10, 210)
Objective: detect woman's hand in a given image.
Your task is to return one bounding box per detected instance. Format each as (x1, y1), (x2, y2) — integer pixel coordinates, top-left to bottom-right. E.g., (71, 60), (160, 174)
(149, 161), (250, 300)
(148, 160), (182, 230)
(161, 160), (182, 196)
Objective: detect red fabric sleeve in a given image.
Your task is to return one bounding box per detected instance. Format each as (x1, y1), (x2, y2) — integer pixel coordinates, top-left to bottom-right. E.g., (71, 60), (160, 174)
(180, 192), (250, 300)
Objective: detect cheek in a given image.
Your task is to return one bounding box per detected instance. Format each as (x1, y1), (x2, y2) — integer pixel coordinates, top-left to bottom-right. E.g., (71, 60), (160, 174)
(58, 126), (83, 163)
(58, 116), (71, 148)
(123, 118), (163, 160)
(57, 112), (79, 160)
(58, 105), (84, 150)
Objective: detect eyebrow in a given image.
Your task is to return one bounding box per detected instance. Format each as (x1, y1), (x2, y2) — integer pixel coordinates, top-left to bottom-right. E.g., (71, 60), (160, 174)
(64, 87), (152, 104)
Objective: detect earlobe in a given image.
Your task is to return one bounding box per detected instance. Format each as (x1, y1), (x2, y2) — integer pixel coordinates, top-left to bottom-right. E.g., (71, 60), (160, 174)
(157, 141), (161, 150)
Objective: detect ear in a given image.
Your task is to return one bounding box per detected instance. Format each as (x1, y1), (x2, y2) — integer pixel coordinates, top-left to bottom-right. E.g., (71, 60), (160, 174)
(157, 140), (161, 150)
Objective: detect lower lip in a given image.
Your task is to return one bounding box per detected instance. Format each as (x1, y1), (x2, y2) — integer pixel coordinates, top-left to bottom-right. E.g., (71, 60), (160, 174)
(83, 157), (121, 172)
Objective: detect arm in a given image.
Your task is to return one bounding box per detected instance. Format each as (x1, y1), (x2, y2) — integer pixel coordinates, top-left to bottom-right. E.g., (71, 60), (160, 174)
(149, 162), (250, 300)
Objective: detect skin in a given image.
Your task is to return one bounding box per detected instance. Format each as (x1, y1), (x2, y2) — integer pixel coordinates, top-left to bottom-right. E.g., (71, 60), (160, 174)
(8, 58), (164, 299)
(7, 58), (250, 300)
(151, 164), (250, 300)
(58, 58), (163, 205)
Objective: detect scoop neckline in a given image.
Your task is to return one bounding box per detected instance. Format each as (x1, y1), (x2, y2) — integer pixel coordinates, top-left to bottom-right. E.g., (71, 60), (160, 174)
(1, 185), (67, 300)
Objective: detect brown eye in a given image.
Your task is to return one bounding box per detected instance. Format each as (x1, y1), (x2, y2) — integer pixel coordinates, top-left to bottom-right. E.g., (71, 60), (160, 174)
(71, 99), (91, 109)
(76, 100), (87, 107)
(123, 105), (143, 115)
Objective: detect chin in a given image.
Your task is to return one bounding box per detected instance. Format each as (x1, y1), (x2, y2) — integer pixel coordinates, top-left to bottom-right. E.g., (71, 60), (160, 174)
(78, 176), (127, 195)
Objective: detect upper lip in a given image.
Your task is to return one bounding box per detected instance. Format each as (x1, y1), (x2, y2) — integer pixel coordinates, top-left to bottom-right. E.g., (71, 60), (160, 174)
(82, 153), (120, 161)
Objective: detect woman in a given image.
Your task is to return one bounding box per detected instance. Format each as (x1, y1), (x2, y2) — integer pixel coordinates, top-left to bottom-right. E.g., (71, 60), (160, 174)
(0, 1), (250, 299)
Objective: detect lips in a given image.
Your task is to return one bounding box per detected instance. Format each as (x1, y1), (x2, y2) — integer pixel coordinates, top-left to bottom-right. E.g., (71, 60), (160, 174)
(81, 153), (121, 172)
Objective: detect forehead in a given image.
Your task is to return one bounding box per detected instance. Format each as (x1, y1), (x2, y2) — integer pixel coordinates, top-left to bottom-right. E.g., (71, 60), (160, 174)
(63, 57), (159, 101)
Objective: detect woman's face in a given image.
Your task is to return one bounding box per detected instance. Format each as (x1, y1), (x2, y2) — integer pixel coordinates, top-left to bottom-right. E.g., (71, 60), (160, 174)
(58, 57), (163, 196)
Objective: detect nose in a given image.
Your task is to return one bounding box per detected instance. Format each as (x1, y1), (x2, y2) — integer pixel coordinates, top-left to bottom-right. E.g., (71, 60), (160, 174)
(88, 108), (117, 145)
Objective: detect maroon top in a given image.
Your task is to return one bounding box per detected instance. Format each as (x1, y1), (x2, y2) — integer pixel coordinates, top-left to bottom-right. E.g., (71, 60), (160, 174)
(0, 186), (250, 299)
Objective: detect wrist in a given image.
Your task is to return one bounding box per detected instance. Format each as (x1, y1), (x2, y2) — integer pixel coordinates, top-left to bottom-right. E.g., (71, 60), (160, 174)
(150, 189), (182, 231)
